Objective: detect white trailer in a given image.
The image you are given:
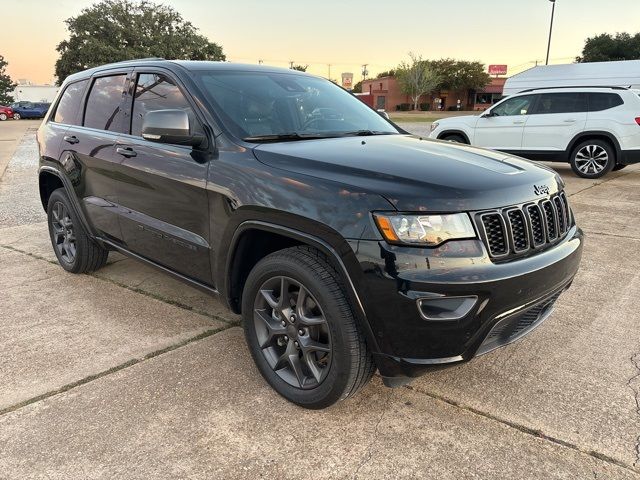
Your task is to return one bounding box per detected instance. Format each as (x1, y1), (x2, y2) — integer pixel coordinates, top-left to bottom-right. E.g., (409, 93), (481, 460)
(503, 60), (640, 96)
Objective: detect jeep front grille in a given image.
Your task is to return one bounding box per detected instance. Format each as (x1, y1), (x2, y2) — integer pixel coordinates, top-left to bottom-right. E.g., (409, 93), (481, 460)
(477, 192), (573, 260)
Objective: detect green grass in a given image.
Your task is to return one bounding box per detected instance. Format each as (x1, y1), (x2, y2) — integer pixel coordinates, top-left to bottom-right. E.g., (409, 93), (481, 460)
(389, 115), (439, 123)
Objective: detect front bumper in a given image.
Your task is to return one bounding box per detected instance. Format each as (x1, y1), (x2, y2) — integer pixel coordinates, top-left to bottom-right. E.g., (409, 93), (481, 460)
(348, 225), (584, 383)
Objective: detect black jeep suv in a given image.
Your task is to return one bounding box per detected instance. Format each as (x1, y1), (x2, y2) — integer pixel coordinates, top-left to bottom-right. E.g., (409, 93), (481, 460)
(37, 60), (583, 409)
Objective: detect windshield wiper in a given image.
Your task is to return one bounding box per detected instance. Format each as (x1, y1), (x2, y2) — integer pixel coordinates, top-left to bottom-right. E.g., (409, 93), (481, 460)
(242, 133), (334, 142)
(337, 130), (396, 137)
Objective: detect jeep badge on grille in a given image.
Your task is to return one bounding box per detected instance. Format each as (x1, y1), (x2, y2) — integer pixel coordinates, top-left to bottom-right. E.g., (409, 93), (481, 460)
(533, 184), (550, 196)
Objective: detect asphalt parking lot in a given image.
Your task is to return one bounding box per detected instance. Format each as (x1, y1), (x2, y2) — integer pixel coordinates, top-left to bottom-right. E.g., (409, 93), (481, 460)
(1, 120), (639, 479)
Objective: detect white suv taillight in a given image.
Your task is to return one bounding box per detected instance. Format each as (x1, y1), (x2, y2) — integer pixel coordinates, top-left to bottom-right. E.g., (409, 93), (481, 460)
(635, 117), (640, 126)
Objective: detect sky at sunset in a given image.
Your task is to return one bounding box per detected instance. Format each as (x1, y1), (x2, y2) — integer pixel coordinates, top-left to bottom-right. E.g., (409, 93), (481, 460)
(2, 0), (640, 85)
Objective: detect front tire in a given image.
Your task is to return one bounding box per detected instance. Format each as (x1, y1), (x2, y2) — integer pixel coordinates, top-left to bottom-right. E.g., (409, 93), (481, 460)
(570, 139), (615, 179)
(12, 112), (20, 120)
(441, 133), (467, 144)
(47, 188), (109, 273)
(242, 246), (375, 409)
(0, 113), (7, 121)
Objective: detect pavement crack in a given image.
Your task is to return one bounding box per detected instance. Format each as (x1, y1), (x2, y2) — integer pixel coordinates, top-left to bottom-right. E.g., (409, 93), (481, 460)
(0, 243), (239, 327)
(568, 169), (638, 198)
(0, 324), (235, 417)
(628, 352), (640, 467)
(406, 384), (640, 476)
(352, 389), (393, 479)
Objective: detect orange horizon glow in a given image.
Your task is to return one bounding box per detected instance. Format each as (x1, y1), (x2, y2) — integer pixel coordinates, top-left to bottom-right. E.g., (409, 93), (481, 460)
(2, 0), (640, 85)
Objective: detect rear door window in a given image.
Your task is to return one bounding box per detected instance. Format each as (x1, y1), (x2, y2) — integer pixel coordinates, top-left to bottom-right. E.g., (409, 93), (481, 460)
(533, 93), (588, 114)
(53, 80), (88, 125)
(83, 75), (127, 132)
(588, 93), (624, 112)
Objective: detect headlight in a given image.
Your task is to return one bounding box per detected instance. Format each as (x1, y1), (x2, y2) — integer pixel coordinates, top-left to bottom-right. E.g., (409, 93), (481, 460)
(373, 213), (476, 246)
(430, 122), (439, 132)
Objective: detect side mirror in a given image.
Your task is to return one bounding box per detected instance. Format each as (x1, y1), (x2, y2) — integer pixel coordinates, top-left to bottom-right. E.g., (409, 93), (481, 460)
(481, 111), (495, 118)
(377, 109), (390, 120)
(142, 109), (204, 147)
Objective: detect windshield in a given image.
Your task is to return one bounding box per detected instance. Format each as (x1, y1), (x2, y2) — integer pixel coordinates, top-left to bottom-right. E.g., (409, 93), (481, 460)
(194, 71), (399, 141)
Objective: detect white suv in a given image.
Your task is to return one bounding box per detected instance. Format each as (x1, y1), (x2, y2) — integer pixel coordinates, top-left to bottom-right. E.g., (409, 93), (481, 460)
(428, 87), (640, 178)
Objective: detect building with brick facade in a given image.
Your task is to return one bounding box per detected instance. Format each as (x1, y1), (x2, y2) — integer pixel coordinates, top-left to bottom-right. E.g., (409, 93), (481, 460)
(360, 76), (506, 112)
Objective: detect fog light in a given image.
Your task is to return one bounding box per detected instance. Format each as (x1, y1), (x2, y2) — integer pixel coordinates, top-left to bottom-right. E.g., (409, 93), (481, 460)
(417, 296), (478, 321)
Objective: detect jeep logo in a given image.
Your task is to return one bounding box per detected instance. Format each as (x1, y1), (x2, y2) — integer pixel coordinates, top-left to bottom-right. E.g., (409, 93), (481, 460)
(533, 184), (550, 196)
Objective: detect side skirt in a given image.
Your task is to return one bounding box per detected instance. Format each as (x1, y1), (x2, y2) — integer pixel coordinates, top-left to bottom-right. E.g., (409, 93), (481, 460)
(97, 237), (220, 297)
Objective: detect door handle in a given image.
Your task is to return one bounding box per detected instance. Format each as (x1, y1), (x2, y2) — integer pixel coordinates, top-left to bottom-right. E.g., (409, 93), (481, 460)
(116, 147), (137, 158)
(563, 119), (576, 123)
(512, 120), (525, 125)
(63, 135), (79, 144)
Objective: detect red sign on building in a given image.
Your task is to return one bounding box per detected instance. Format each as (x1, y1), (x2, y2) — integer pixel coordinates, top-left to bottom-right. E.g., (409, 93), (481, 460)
(488, 65), (508, 76)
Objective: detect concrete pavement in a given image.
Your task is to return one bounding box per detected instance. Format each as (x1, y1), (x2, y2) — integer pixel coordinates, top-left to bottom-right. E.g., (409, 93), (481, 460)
(1, 124), (639, 478)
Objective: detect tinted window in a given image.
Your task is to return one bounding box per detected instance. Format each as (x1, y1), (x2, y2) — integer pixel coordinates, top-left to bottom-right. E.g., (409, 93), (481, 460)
(84, 75), (126, 131)
(53, 81), (87, 124)
(588, 93), (624, 112)
(194, 71), (398, 139)
(131, 73), (195, 137)
(491, 95), (535, 116)
(533, 93), (587, 114)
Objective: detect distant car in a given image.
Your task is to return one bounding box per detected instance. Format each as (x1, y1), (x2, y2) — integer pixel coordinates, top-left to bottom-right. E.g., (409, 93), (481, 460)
(429, 86), (640, 179)
(11, 101), (50, 120)
(0, 105), (14, 121)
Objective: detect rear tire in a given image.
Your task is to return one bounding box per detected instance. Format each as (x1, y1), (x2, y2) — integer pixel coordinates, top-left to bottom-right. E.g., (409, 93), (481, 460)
(0, 113), (7, 121)
(441, 133), (467, 144)
(47, 188), (109, 273)
(242, 246), (375, 409)
(570, 139), (615, 179)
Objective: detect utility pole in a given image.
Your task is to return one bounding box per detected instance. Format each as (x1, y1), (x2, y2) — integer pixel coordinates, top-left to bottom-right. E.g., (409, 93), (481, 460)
(545, 0), (556, 65)
(361, 64), (369, 81)
(289, 61), (294, 69)
(327, 64), (331, 80)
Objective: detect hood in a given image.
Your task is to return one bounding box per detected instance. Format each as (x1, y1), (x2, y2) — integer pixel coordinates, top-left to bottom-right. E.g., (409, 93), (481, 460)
(252, 134), (563, 212)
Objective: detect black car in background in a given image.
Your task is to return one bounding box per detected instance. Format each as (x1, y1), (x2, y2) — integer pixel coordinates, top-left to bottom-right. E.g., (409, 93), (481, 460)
(36, 59), (583, 409)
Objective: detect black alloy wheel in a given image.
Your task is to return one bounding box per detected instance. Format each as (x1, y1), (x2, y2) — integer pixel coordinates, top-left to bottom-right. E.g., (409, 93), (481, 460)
(50, 200), (77, 264)
(242, 246), (375, 409)
(254, 275), (332, 389)
(47, 188), (109, 273)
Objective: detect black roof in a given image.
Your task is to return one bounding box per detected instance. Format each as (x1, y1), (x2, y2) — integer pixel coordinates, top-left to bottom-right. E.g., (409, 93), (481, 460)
(64, 59), (308, 83)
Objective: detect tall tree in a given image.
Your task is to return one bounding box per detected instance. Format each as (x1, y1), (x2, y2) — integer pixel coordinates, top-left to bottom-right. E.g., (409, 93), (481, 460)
(396, 53), (440, 111)
(0, 55), (17, 105)
(429, 59), (490, 91)
(577, 32), (640, 62)
(55, 0), (225, 84)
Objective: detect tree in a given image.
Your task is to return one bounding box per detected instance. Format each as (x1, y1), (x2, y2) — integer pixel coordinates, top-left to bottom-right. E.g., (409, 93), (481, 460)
(429, 58), (490, 92)
(290, 64), (308, 72)
(375, 69), (396, 79)
(0, 55), (17, 105)
(396, 53), (440, 111)
(352, 80), (363, 93)
(55, 0), (225, 84)
(577, 32), (640, 62)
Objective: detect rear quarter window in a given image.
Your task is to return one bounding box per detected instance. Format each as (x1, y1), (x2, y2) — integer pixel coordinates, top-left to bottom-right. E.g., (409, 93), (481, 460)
(588, 93), (624, 112)
(53, 80), (88, 125)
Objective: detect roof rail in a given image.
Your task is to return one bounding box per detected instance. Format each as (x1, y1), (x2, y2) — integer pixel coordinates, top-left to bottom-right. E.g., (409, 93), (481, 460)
(111, 57), (166, 64)
(519, 85), (630, 93)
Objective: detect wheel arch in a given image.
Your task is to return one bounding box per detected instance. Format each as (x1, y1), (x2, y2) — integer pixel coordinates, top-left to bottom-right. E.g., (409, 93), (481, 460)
(223, 220), (380, 353)
(437, 129), (470, 144)
(38, 166), (96, 238)
(566, 131), (622, 162)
